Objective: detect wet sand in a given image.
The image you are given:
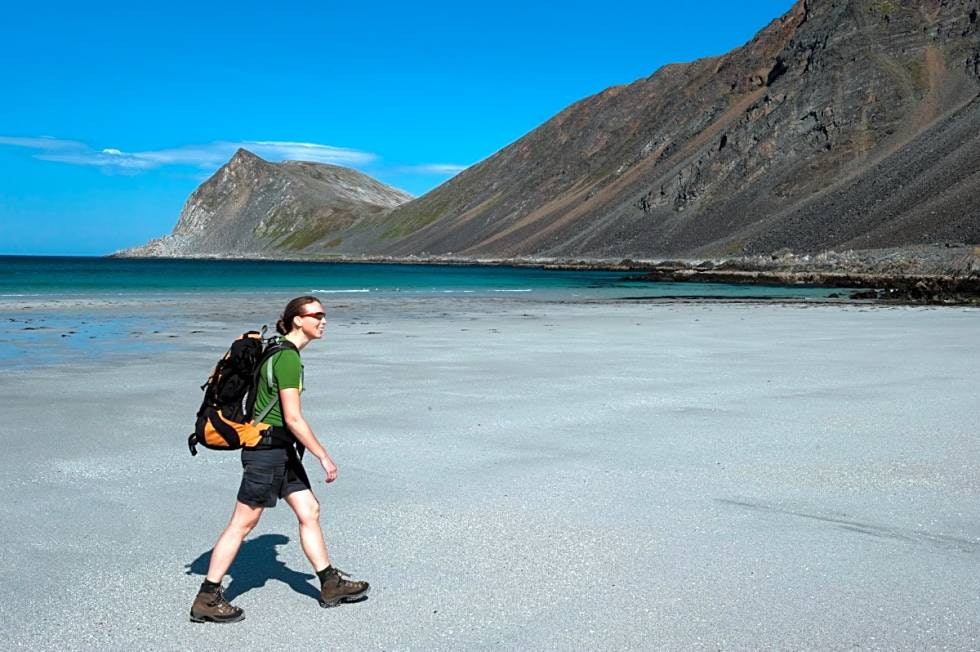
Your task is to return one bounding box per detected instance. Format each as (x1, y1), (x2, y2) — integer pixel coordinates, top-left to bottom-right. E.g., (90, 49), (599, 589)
(1, 296), (978, 649)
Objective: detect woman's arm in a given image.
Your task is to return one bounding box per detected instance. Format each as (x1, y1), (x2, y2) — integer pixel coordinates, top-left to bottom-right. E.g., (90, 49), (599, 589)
(280, 387), (338, 482)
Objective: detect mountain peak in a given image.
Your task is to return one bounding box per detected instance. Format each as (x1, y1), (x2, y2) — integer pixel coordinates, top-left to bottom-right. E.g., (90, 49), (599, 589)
(226, 147), (270, 169)
(117, 152), (411, 257)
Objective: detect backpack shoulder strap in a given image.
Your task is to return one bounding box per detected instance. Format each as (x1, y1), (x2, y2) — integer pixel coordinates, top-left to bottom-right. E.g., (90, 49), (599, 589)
(254, 392), (279, 425)
(253, 339), (299, 423)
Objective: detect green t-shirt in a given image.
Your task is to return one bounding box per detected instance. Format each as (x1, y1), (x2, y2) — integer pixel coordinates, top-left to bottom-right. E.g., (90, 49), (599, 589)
(253, 347), (303, 427)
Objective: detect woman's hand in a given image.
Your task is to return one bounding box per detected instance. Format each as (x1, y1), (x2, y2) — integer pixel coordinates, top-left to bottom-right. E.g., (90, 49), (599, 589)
(320, 455), (338, 483)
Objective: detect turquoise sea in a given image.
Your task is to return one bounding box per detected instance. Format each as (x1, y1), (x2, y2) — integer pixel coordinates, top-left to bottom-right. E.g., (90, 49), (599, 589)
(1, 256), (852, 369)
(0, 256), (844, 300)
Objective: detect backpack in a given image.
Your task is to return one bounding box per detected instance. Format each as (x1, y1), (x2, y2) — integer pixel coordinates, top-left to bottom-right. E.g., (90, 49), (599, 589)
(187, 328), (296, 456)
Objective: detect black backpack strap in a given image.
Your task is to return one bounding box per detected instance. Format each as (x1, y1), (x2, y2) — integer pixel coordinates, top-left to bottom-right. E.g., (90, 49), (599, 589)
(270, 339), (303, 460)
(250, 339), (297, 422)
(253, 339), (306, 461)
(281, 431), (310, 487)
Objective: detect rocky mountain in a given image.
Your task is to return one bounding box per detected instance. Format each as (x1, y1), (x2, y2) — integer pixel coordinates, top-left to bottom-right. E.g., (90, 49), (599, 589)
(119, 149), (412, 256)
(125, 0), (980, 262)
(365, 0), (980, 259)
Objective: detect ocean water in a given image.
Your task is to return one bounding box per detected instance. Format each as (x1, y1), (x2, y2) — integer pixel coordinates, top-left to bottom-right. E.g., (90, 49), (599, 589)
(0, 256), (852, 369)
(0, 256), (845, 300)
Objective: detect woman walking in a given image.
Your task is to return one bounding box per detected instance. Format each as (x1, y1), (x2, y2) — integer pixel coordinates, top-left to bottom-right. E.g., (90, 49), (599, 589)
(190, 296), (369, 623)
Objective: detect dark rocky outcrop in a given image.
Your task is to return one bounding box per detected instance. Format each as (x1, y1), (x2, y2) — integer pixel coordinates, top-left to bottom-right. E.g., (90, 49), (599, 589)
(117, 149), (412, 257)
(622, 244), (980, 304)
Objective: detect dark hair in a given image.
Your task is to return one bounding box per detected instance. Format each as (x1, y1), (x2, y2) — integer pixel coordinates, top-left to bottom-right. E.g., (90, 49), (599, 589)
(276, 295), (320, 335)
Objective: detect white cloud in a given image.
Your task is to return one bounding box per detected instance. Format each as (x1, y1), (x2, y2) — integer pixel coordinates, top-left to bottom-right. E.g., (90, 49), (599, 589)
(0, 136), (86, 150)
(38, 149), (158, 170)
(402, 163), (469, 175)
(0, 136), (377, 172)
(0, 135), (470, 186)
(246, 141), (376, 166)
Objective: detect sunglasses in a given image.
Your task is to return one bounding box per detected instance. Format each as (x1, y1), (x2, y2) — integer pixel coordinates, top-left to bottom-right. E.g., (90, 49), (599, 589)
(300, 312), (327, 321)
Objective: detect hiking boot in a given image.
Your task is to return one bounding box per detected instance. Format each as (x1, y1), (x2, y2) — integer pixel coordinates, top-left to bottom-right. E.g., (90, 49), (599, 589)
(189, 585), (245, 623)
(319, 567), (370, 608)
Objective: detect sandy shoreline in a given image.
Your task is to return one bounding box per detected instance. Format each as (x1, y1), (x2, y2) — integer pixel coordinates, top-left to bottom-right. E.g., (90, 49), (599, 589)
(2, 296), (978, 649)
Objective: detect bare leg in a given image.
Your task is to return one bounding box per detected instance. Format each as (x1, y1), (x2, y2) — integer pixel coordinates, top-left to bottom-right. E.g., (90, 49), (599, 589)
(284, 489), (331, 570)
(205, 501), (264, 583)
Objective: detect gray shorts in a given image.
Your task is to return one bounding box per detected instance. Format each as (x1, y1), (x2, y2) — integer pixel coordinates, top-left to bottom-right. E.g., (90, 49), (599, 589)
(237, 447), (311, 508)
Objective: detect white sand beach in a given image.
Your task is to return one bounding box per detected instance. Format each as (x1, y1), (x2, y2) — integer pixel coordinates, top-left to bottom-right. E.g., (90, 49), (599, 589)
(1, 296), (978, 649)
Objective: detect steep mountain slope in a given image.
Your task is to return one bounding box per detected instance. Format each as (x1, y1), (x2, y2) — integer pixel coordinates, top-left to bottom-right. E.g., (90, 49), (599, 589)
(120, 149), (412, 256)
(366, 0), (980, 259)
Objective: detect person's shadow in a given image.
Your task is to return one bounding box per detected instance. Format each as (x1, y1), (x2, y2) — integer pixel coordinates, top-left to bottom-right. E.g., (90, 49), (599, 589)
(186, 534), (320, 602)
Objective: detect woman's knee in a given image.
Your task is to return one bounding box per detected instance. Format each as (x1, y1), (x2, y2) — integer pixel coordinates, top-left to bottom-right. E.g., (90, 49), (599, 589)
(229, 503), (263, 535)
(289, 492), (320, 525)
(298, 501), (320, 525)
(234, 519), (260, 537)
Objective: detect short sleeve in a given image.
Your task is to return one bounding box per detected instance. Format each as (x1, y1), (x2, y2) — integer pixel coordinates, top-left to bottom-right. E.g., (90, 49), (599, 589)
(272, 350), (303, 390)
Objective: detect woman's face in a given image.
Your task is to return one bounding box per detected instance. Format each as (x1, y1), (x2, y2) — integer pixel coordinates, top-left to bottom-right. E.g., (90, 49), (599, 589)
(294, 301), (326, 339)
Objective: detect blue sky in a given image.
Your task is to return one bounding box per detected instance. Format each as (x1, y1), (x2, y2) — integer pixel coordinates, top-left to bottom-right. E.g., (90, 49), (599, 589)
(0, 0), (794, 255)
